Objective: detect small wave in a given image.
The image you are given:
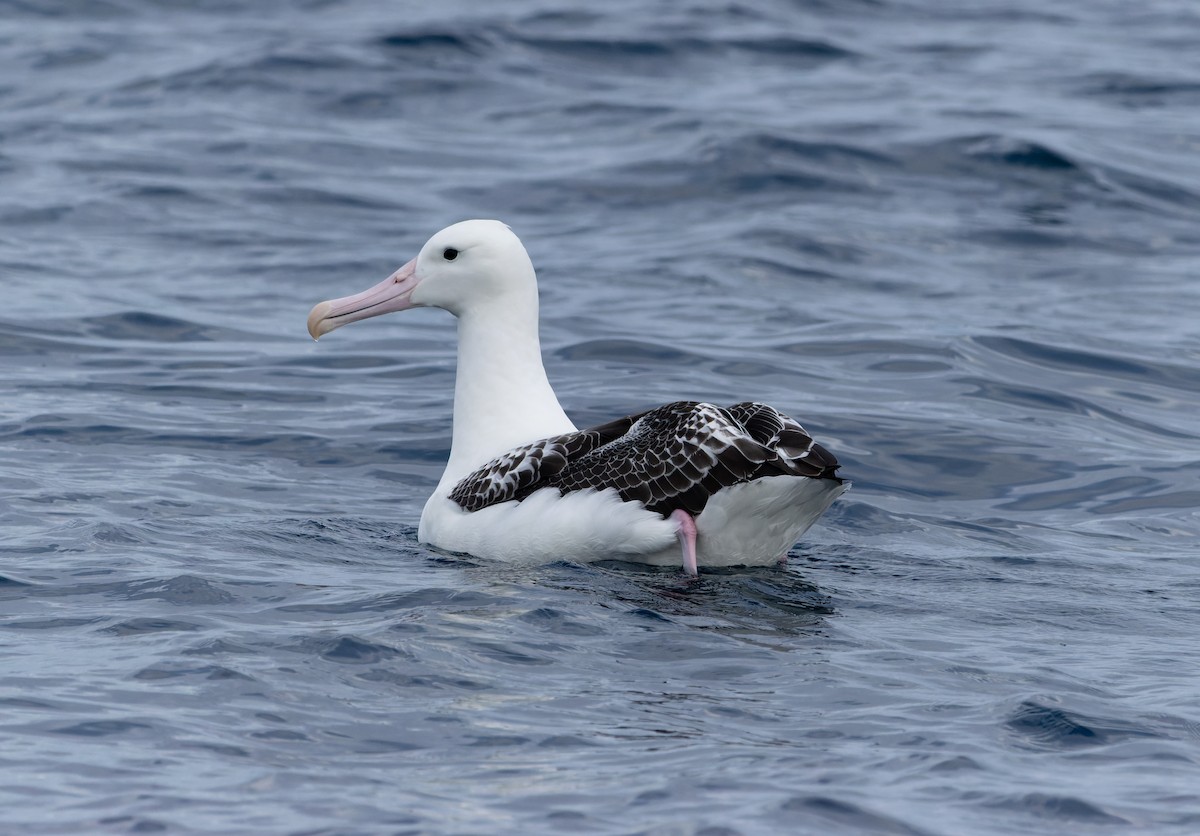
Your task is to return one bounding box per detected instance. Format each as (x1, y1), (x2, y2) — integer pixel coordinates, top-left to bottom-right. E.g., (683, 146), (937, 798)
(513, 33), (855, 67)
(118, 183), (212, 203)
(782, 796), (933, 835)
(0, 573), (34, 589)
(1076, 72), (1200, 106)
(518, 606), (606, 637)
(100, 618), (206, 636)
(701, 131), (896, 179)
(317, 635), (412, 665)
(974, 336), (1200, 399)
(52, 720), (155, 738)
(498, 130), (888, 213)
(964, 135), (1078, 170)
(556, 338), (707, 366)
(461, 638), (554, 667)
(275, 588), (500, 615)
(963, 377), (1196, 440)
(897, 134), (1088, 184)
(989, 793), (1132, 825)
(376, 31), (490, 57)
(1093, 163), (1200, 215)
(80, 311), (220, 343)
(901, 133), (1200, 219)
(1, 418), (341, 460)
(130, 51), (370, 96)
(253, 185), (400, 212)
(124, 575), (236, 606)
(1006, 699), (1159, 750)
(133, 663), (253, 682)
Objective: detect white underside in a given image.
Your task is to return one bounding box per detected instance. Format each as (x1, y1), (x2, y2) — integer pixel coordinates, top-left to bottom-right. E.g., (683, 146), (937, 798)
(418, 476), (847, 568)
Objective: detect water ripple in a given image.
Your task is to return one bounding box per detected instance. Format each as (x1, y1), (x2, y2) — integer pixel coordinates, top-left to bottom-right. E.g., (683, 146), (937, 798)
(3, 0), (1200, 833)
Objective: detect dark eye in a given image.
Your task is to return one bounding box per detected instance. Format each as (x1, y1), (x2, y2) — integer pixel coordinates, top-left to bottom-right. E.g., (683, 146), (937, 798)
(443, 247), (459, 261)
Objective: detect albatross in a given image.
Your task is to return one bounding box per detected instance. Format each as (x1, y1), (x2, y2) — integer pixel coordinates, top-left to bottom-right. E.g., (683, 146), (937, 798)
(307, 220), (846, 575)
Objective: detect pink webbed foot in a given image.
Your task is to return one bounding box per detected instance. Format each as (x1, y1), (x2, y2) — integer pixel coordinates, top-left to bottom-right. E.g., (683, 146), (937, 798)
(669, 509), (698, 577)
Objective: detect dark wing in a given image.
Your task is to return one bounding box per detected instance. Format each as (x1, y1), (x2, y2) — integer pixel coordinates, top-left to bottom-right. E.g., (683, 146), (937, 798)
(725, 401), (841, 480)
(450, 400), (841, 517)
(447, 412), (644, 512)
(541, 401), (770, 516)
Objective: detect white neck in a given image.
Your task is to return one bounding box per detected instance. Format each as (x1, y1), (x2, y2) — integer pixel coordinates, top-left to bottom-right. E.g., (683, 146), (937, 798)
(440, 294), (575, 486)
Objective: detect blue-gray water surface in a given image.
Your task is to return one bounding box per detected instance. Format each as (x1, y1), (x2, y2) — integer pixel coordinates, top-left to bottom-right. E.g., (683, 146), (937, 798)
(3, 1), (1200, 833)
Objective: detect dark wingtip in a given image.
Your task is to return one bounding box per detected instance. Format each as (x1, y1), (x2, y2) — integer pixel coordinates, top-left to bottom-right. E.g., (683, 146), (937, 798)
(807, 441), (844, 483)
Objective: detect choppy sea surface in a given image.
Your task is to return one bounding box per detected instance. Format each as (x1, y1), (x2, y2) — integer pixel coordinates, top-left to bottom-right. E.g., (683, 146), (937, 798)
(3, 1), (1200, 833)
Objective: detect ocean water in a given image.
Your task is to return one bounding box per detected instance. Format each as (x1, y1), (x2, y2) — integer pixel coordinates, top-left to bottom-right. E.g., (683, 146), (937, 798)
(3, 0), (1200, 833)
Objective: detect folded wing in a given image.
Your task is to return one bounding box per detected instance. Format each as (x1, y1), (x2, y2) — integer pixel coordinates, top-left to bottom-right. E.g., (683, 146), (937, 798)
(449, 401), (841, 517)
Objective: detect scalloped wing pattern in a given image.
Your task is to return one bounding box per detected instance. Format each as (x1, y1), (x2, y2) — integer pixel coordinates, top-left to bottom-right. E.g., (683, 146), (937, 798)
(449, 401), (840, 517)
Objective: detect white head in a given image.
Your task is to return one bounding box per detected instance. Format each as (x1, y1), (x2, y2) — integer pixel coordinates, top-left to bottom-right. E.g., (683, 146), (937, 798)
(307, 219), (537, 338)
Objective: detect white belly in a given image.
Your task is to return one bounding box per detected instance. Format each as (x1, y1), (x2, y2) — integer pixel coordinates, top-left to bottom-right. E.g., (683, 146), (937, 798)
(419, 476), (847, 569)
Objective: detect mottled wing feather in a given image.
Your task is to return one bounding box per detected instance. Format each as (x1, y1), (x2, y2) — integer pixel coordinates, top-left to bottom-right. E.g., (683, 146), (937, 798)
(447, 413), (642, 512)
(545, 402), (763, 515)
(449, 400), (841, 516)
(447, 436), (567, 512)
(726, 401), (841, 480)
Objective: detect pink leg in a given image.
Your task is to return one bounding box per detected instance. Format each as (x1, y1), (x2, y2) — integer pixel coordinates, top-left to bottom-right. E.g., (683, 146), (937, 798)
(669, 509), (698, 577)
